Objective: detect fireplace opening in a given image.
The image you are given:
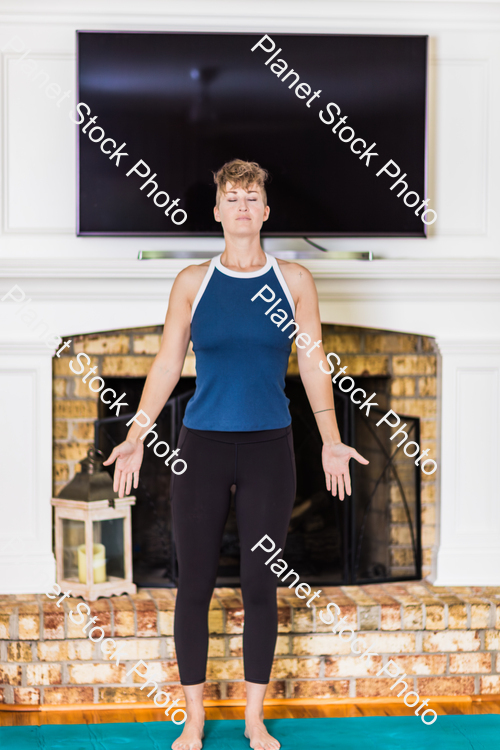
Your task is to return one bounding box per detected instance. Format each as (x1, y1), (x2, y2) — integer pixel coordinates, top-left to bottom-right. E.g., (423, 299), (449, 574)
(95, 374), (421, 587)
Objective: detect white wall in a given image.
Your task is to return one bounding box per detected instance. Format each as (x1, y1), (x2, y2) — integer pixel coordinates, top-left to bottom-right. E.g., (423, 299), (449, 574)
(0, 0), (499, 260)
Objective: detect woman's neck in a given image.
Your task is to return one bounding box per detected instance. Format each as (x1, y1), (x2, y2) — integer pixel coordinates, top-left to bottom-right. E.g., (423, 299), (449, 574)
(220, 234), (267, 272)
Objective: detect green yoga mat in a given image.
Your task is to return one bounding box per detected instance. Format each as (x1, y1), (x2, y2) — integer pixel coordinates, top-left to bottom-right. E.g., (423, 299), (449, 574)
(0, 715), (498, 749)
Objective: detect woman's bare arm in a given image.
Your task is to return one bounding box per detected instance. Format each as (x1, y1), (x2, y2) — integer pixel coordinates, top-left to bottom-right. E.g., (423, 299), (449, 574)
(280, 261), (368, 500)
(126, 267), (197, 442)
(103, 262), (208, 496)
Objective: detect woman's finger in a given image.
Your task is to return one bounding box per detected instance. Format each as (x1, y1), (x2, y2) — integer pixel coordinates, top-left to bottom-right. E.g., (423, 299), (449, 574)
(344, 470), (352, 496)
(133, 471), (140, 490)
(352, 449), (369, 465)
(331, 474), (337, 497)
(338, 474), (345, 501)
(125, 471), (133, 497)
(113, 468), (122, 494)
(118, 470), (127, 499)
(103, 447), (118, 466)
(325, 472), (331, 492)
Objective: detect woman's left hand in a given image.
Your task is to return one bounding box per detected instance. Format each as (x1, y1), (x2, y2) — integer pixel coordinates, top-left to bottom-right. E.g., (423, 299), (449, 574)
(322, 442), (369, 501)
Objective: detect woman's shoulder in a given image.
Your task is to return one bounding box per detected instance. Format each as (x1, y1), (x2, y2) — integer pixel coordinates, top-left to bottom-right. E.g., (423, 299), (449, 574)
(275, 258), (315, 295)
(172, 260), (213, 305)
(175, 259), (211, 286)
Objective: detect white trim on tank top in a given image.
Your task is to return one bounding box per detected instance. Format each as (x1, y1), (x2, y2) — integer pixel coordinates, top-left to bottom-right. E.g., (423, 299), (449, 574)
(269, 255), (296, 318)
(214, 252), (272, 278)
(191, 253), (296, 321)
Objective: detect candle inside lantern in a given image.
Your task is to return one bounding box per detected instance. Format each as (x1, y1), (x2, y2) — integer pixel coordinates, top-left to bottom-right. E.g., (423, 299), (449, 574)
(78, 543), (106, 584)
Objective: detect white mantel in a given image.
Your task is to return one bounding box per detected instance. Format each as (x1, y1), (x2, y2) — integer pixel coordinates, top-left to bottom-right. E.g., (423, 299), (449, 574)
(1, 257), (500, 591)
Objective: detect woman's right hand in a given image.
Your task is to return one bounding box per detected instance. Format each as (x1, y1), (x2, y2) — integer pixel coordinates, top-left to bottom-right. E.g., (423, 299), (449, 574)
(103, 440), (144, 498)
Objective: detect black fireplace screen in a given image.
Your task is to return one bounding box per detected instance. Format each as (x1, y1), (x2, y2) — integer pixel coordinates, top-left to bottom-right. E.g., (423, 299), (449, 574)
(95, 376), (421, 587)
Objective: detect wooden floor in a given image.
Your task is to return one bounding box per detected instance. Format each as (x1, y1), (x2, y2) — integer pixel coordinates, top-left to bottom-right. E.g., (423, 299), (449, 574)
(1, 698), (500, 725)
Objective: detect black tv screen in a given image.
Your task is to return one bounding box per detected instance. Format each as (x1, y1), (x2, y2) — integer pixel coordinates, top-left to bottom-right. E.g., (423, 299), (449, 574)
(77, 31), (428, 237)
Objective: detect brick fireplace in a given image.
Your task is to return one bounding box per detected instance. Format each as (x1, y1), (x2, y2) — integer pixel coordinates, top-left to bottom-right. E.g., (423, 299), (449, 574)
(2, 256), (498, 592)
(0, 0), (500, 715)
(52, 323), (437, 580)
(1, 255), (499, 708)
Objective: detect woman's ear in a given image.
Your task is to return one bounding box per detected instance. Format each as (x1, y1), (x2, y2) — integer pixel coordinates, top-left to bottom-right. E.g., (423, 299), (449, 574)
(214, 205), (221, 223)
(263, 205), (270, 222)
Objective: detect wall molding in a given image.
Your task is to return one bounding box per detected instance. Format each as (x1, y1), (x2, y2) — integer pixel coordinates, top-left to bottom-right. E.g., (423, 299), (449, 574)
(434, 549), (500, 586)
(430, 58), (489, 237)
(1, 257), (499, 280)
(0, 350), (55, 594)
(0, 554), (55, 594)
(0, 339), (57, 354)
(2, 259), (500, 315)
(2, 52), (75, 234)
(1, 1), (500, 32)
(437, 339), (500, 356)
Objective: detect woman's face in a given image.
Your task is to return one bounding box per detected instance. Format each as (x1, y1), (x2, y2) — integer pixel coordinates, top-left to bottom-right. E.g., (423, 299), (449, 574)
(214, 181), (270, 236)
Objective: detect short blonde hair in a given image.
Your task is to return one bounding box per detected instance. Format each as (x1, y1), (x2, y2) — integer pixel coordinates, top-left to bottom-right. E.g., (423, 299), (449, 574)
(213, 159), (269, 206)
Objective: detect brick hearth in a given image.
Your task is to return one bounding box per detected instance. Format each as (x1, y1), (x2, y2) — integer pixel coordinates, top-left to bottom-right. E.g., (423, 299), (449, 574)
(1, 583), (499, 706)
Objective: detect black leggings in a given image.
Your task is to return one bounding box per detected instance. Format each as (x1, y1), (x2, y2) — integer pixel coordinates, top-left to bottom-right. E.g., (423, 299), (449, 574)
(171, 424), (296, 685)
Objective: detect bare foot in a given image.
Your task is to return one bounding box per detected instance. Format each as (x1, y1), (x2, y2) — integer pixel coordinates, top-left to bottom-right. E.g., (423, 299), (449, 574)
(171, 712), (205, 750)
(244, 718), (280, 750)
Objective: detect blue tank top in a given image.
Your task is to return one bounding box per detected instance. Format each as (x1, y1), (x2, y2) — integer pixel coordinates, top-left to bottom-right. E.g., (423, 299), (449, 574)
(183, 253), (296, 431)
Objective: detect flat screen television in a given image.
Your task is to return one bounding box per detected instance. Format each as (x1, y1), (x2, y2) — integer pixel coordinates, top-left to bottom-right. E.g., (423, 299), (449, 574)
(77, 31), (428, 237)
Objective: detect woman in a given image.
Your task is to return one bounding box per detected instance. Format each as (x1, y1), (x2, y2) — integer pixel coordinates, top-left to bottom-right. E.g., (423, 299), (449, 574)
(104, 159), (368, 750)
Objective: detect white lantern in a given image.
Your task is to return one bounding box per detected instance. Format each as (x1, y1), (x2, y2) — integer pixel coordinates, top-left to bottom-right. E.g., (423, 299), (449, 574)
(51, 448), (136, 601)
